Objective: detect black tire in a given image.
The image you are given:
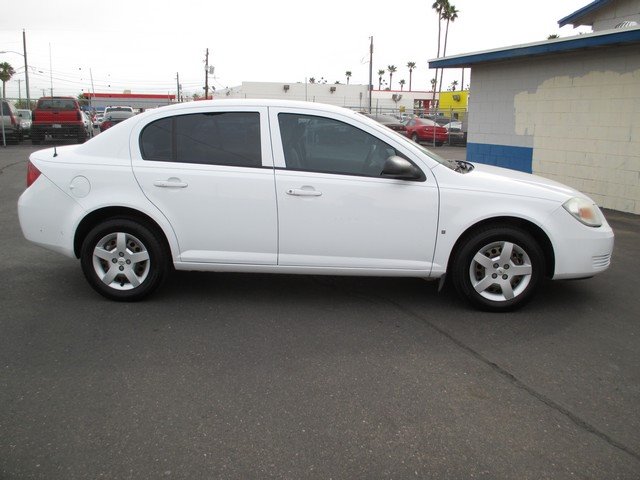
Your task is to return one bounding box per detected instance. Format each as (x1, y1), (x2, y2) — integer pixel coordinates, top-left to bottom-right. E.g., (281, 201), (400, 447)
(31, 135), (42, 145)
(80, 218), (169, 301)
(411, 133), (419, 143)
(435, 142), (443, 147)
(451, 226), (544, 312)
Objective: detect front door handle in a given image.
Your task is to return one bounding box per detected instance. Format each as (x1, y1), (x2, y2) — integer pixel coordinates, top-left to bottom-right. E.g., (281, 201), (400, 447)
(154, 178), (188, 188)
(286, 188), (322, 197)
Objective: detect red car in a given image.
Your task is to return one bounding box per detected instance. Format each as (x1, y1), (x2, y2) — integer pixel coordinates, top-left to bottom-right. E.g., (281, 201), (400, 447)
(404, 117), (448, 146)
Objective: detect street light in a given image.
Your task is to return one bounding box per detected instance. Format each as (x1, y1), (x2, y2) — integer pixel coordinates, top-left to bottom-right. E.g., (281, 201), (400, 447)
(0, 30), (31, 109)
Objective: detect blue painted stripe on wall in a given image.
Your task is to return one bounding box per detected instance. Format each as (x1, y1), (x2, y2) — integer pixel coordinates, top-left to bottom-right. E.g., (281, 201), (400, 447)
(466, 143), (533, 173)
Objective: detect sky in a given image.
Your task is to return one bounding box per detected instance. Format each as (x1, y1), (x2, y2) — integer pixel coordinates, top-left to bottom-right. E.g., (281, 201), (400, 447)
(0, 0), (593, 99)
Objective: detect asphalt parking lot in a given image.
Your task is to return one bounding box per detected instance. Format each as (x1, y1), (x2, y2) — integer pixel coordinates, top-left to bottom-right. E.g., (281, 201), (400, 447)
(1, 143), (639, 479)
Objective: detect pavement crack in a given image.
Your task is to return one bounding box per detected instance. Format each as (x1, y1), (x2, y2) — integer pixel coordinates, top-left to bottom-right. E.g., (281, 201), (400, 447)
(0, 159), (26, 175)
(383, 296), (640, 464)
(313, 277), (640, 464)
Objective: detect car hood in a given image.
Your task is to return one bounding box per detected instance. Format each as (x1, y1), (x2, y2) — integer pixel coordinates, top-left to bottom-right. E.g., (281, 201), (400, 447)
(440, 161), (590, 204)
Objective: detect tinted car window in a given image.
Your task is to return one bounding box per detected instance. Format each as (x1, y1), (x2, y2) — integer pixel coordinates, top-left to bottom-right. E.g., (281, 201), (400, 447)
(37, 99), (77, 110)
(278, 113), (404, 177)
(140, 112), (261, 167)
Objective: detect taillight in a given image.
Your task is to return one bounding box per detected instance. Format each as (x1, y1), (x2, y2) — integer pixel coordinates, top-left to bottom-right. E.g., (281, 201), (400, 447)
(26, 161), (41, 187)
(101, 121), (113, 131)
(77, 111), (82, 121)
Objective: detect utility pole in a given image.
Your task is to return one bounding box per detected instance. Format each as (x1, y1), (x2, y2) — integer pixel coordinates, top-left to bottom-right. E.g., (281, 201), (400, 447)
(17, 79), (22, 106)
(23, 29), (30, 109)
(204, 48), (209, 100)
(368, 36), (373, 113)
(176, 72), (180, 103)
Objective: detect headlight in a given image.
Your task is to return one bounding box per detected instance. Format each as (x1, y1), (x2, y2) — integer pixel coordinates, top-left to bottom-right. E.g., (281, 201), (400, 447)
(563, 197), (603, 227)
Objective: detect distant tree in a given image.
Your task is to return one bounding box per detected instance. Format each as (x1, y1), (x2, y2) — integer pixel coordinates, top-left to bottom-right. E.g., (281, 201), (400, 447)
(345, 70), (352, 85)
(406, 61), (416, 91)
(0, 62), (16, 98)
(431, 0), (449, 100)
(399, 79), (406, 91)
(309, 77), (316, 84)
(76, 92), (89, 107)
(377, 69), (385, 89)
(548, 34), (560, 39)
(192, 92), (201, 100)
(438, 3), (459, 94)
(430, 78), (437, 91)
(387, 65), (397, 90)
(450, 80), (459, 91)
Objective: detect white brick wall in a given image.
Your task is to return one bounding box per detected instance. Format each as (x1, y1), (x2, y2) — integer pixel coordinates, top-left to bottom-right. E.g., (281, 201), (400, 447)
(591, 0), (640, 30)
(468, 44), (640, 214)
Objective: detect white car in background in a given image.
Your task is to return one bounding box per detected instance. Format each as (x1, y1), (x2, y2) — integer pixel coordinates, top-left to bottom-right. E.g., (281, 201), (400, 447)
(17, 100), (614, 311)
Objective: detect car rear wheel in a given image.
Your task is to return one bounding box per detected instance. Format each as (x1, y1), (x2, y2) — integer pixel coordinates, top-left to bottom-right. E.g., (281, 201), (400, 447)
(451, 226), (544, 311)
(411, 133), (419, 143)
(80, 218), (168, 301)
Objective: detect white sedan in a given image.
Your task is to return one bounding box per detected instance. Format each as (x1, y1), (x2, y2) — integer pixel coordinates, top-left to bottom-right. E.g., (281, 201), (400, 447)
(17, 100), (614, 311)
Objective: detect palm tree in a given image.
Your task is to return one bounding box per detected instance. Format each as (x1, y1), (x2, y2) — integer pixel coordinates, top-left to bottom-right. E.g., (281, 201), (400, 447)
(431, 0), (449, 108)
(548, 34), (560, 39)
(309, 77), (316, 84)
(399, 79), (406, 91)
(430, 78), (437, 91)
(438, 3), (459, 95)
(450, 80), (459, 91)
(377, 69), (385, 89)
(387, 65), (397, 90)
(406, 61), (416, 91)
(0, 62), (16, 99)
(345, 71), (352, 85)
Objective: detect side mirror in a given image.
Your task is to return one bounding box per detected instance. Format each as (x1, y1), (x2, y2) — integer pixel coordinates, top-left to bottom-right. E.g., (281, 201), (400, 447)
(381, 156), (422, 180)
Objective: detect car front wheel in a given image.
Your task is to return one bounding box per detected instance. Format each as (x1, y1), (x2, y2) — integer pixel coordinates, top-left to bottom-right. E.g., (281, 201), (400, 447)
(80, 218), (168, 301)
(451, 226), (544, 311)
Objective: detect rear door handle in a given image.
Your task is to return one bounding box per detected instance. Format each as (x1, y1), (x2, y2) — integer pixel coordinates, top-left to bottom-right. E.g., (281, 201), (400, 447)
(286, 188), (322, 197)
(153, 178), (188, 188)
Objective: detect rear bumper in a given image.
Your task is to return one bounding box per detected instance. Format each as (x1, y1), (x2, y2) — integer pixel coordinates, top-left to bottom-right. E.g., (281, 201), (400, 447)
(32, 123), (85, 138)
(18, 174), (84, 258)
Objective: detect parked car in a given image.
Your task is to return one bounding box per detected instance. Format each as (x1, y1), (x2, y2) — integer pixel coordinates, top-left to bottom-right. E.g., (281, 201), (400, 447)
(31, 97), (91, 144)
(362, 113), (408, 136)
(0, 100), (24, 144)
(443, 121), (467, 145)
(81, 111), (94, 139)
(17, 100), (614, 311)
(404, 117), (448, 146)
(100, 106), (135, 132)
(93, 114), (104, 128)
(17, 109), (32, 138)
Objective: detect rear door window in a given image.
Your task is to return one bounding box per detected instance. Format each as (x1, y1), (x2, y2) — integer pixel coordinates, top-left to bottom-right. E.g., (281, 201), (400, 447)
(140, 112), (262, 168)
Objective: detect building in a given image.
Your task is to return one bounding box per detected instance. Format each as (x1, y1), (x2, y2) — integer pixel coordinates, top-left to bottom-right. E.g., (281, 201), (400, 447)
(430, 0), (640, 214)
(214, 81), (446, 115)
(82, 92), (176, 112)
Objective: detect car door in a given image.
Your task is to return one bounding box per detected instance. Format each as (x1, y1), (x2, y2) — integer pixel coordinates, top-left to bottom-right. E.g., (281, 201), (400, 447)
(269, 107), (439, 272)
(130, 106), (277, 265)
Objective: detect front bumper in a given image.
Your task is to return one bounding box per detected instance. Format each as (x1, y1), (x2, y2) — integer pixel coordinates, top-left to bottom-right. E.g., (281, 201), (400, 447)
(547, 206), (614, 279)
